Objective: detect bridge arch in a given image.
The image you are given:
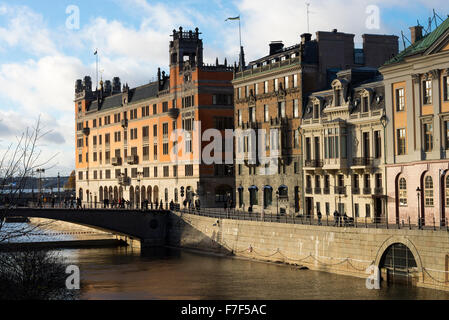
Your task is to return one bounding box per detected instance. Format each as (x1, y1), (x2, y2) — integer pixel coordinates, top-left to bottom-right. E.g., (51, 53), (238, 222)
(375, 236), (423, 282)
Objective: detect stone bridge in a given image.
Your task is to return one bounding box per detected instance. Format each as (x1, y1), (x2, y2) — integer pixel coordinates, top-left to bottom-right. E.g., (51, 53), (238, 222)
(4, 208), (169, 247)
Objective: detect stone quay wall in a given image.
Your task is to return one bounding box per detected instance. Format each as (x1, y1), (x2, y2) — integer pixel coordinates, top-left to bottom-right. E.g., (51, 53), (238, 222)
(167, 211), (449, 291)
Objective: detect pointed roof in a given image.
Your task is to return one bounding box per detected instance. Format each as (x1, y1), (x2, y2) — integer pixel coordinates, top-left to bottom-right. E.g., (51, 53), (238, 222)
(384, 16), (449, 66)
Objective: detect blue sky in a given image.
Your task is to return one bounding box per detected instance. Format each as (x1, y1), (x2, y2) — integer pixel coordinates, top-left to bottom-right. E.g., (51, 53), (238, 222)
(0, 0), (448, 176)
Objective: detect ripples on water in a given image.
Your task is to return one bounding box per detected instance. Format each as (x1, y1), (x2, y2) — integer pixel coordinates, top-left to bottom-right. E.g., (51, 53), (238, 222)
(63, 247), (449, 300)
(3, 222), (449, 300)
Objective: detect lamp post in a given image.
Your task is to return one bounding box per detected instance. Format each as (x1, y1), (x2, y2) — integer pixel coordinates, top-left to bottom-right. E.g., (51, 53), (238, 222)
(416, 186), (422, 229)
(276, 190), (279, 216)
(57, 172), (60, 207)
(137, 171), (143, 209)
(36, 168), (45, 205)
(380, 111), (388, 227)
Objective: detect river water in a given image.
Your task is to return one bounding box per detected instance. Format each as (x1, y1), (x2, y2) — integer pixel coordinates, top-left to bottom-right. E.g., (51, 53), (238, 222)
(3, 222), (449, 300)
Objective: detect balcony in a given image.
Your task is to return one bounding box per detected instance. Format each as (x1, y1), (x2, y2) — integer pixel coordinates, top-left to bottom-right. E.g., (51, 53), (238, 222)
(334, 186), (346, 195)
(270, 117), (289, 127)
(374, 187), (384, 195)
(126, 155), (139, 165)
(352, 157), (373, 168)
(363, 188), (372, 195)
(323, 158), (348, 171)
(118, 176), (130, 186)
(111, 157), (122, 166)
(304, 159), (324, 168)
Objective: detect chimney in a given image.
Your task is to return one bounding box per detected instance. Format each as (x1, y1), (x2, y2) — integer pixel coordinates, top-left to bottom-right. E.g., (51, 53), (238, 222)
(301, 33), (312, 45)
(409, 25), (423, 44)
(269, 41), (284, 55)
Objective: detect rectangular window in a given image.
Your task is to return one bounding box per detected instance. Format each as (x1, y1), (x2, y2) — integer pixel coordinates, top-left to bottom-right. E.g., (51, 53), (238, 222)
(445, 121), (449, 150)
(294, 99), (299, 118)
(153, 124), (158, 137)
(278, 101), (286, 118)
(185, 165), (194, 177)
(255, 83), (259, 95)
(143, 167), (150, 178)
(424, 123), (433, 152)
(163, 123), (169, 137)
(423, 80), (432, 104)
(249, 107), (256, 123)
(143, 146), (149, 161)
(153, 144), (158, 159)
(293, 74), (298, 88)
(355, 204), (359, 218)
(264, 105), (269, 122)
(154, 167), (158, 178)
(362, 96), (369, 113)
(162, 102), (169, 112)
(374, 131), (382, 159)
(238, 87), (242, 99)
(163, 143), (169, 155)
(264, 81), (268, 93)
(153, 104), (157, 114)
(284, 76), (289, 89)
(365, 204), (371, 218)
(164, 166), (169, 177)
(397, 128), (406, 155)
(396, 88), (405, 111)
(173, 165), (178, 177)
(274, 79), (279, 92)
(444, 76), (449, 101)
(238, 110), (242, 127)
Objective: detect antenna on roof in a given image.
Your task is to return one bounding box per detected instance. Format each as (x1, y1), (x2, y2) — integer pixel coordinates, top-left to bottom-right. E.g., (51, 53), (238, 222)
(306, 3), (310, 33)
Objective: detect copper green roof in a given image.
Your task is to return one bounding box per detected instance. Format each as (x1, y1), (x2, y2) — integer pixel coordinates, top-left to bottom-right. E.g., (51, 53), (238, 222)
(384, 16), (449, 66)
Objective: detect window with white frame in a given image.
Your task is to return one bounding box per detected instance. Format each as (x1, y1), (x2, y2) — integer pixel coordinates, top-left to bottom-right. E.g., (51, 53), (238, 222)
(264, 105), (269, 122)
(294, 99), (299, 118)
(425, 176), (434, 207)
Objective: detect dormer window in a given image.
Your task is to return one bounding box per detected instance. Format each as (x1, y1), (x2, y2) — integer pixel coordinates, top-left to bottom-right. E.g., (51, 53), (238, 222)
(313, 103), (320, 119)
(334, 88), (341, 106)
(362, 96), (369, 113)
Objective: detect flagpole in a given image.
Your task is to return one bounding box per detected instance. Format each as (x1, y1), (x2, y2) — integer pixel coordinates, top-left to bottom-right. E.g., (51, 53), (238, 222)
(239, 18), (242, 49)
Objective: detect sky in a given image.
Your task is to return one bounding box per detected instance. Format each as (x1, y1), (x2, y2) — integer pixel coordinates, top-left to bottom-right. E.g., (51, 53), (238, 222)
(0, 0), (448, 177)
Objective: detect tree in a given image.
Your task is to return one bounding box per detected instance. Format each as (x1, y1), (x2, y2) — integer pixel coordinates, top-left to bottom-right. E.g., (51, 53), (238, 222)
(64, 170), (76, 190)
(0, 118), (76, 300)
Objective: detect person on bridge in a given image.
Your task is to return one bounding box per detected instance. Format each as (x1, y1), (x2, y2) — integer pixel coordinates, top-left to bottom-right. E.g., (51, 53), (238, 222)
(317, 210), (322, 226)
(333, 210), (339, 227)
(160, 199), (163, 210)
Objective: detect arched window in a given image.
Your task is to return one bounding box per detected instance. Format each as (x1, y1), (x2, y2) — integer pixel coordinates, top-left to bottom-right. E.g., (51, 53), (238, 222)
(425, 176), (434, 207)
(263, 186), (273, 208)
(248, 186), (258, 206)
(174, 188), (178, 203)
(399, 178), (407, 206)
(278, 185), (288, 198)
(446, 176), (449, 207)
(165, 188), (169, 203)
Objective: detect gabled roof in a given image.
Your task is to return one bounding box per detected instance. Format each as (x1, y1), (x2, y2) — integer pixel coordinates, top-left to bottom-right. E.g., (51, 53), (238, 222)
(384, 17), (449, 66)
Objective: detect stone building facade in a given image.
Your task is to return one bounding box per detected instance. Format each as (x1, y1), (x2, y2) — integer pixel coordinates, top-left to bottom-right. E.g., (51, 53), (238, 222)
(232, 30), (398, 215)
(75, 27), (235, 208)
(301, 68), (387, 222)
(380, 19), (449, 226)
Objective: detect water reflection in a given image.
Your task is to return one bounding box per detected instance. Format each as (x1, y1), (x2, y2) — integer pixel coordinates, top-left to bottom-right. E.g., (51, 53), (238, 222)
(64, 247), (449, 300)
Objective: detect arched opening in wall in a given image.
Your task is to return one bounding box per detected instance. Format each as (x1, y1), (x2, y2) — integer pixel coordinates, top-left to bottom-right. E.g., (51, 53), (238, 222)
(135, 186), (140, 208)
(108, 187), (113, 202)
(379, 243), (418, 286)
(78, 188), (83, 201)
(419, 171), (428, 226)
(99, 187), (103, 202)
(263, 186), (273, 208)
(129, 186), (135, 207)
(165, 188), (169, 203)
(396, 175), (407, 224)
(86, 190), (90, 204)
(103, 187), (108, 201)
(215, 185), (233, 204)
(147, 186), (153, 203)
(141, 186), (146, 202)
(186, 186), (193, 202)
(119, 186), (124, 200)
(248, 186), (258, 207)
(174, 188), (178, 203)
(153, 186), (159, 203)
(114, 186), (118, 202)
(238, 186), (243, 208)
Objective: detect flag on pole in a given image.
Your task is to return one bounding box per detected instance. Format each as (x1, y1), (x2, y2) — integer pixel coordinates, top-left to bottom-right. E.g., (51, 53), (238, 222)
(225, 16), (240, 21)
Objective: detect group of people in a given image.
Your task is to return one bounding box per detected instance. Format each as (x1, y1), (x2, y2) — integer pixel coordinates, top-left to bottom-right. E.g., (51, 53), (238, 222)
(333, 210), (352, 227)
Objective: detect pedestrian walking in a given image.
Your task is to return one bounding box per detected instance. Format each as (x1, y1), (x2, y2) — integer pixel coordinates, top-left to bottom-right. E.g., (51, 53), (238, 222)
(317, 210), (322, 226)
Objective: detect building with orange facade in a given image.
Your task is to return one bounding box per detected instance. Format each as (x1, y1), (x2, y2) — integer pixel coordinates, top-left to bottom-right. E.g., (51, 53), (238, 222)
(75, 27), (235, 208)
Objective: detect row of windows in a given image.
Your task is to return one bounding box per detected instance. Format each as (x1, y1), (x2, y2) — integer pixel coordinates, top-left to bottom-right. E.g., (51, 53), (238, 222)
(394, 76), (449, 112)
(78, 99), (194, 132)
(237, 100), (300, 126)
(237, 75), (299, 99)
(305, 174), (382, 190)
(78, 165), (194, 181)
(398, 176), (435, 207)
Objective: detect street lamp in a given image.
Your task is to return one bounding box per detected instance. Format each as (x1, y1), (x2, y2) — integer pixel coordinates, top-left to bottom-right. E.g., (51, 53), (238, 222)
(416, 186), (422, 229)
(276, 190), (279, 216)
(380, 110), (388, 227)
(137, 171), (144, 209)
(36, 168), (45, 205)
